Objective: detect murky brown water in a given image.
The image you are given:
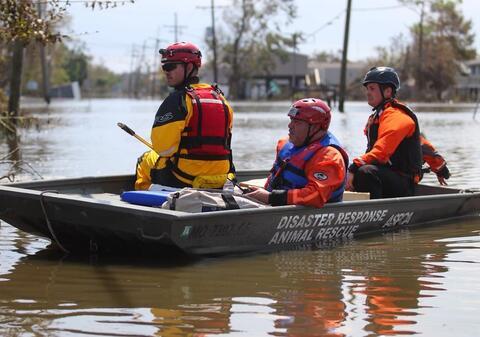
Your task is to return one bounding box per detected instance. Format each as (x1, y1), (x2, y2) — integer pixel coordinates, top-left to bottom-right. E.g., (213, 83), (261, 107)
(1, 99), (479, 336)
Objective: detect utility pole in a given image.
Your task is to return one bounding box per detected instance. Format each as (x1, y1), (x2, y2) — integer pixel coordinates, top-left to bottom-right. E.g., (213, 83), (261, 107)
(150, 36), (166, 98)
(37, 2), (50, 104)
(127, 45), (137, 97)
(338, 0), (352, 113)
(291, 33), (298, 100)
(7, 41), (24, 122)
(210, 0), (218, 83)
(151, 38), (160, 98)
(133, 42), (146, 98)
(164, 13), (186, 42)
(416, 1), (425, 100)
(197, 0), (224, 83)
(174, 13), (178, 41)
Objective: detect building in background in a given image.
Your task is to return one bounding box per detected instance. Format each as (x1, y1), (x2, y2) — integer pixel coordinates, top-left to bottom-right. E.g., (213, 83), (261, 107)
(456, 59), (480, 101)
(202, 52), (309, 100)
(49, 82), (81, 100)
(201, 55), (369, 101)
(250, 52), (308, 100)
(307, 61), (365, 88)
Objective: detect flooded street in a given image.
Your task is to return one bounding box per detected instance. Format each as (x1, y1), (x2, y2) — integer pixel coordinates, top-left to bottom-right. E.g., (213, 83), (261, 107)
(1, 99), (479, 336)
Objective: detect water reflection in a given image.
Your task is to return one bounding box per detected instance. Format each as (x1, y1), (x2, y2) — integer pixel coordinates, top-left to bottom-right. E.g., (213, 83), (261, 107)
(1, 219), (479, 336)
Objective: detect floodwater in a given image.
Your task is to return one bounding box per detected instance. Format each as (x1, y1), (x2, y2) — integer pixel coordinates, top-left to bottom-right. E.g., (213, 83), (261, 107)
(1, 98), (479, 336)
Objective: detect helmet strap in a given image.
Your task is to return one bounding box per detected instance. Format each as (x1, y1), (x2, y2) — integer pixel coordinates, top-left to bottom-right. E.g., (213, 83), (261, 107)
(186, 65), (196, 81)
(299, 124), (312, 147)
(301, 124), (324, 147)
(182, 64), (188, 85)
(373, 84), (395, 112)
(180, 63), (197, 87)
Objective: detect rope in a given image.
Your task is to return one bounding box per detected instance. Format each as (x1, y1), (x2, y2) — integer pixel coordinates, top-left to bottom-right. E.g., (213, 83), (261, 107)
(39, 190), (69, 254)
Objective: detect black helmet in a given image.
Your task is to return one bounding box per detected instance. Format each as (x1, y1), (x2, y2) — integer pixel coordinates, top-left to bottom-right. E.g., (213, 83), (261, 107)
(362, 66), (400, 91)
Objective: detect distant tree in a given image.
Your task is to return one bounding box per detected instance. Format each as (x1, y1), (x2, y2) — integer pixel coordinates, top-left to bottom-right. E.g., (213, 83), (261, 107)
(312, 50), (342, 63)
(366, 34), (410, 80)
(420, 0), (476, 99)
(84, 64), (122, 97)
(0, 0), (134, 121)
(399, 0), (476, 100)
(362, 34), (414, 99)
(0, 42), (9, 92)
(0, 0), (66, 120)
(398, 0), (429, 97)
(366, 0), (476, 101)
(63, 46), (90, 87)
(214, 0), (297, 99)
(21, 42), (77, 95)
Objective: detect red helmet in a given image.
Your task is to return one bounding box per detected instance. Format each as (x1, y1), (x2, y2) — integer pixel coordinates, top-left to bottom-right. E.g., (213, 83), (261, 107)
(159, 42), (202, 68)
(288, 98), (331, 130)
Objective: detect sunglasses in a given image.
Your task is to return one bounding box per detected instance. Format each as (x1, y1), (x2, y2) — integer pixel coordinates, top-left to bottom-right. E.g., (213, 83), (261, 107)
(162, 63), (182, 72)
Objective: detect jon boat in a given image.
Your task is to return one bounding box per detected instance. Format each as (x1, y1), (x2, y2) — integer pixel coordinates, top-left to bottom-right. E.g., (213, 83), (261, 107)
(0, 170), (478, 256)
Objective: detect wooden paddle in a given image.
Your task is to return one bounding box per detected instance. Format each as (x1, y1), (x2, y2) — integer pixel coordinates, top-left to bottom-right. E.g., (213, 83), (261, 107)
(117, 122), (154, 150)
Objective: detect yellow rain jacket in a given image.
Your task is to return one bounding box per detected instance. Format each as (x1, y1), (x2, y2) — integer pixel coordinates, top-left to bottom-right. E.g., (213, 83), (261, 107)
(135, 82), (234, 190)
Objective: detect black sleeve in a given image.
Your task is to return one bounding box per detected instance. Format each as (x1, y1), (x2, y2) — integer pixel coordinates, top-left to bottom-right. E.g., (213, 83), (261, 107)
(269, 190), (288, 206)
(152, 90), (187, 128)
(348, 163), (359, 173)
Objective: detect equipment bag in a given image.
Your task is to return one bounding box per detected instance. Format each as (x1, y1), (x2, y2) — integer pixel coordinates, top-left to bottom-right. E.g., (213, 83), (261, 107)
(161, 189), (267, 213)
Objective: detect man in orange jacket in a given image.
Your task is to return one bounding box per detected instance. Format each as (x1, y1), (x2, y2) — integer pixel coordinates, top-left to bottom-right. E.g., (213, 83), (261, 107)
(246, 98), (348, 208)
(346, 67), (423, 199)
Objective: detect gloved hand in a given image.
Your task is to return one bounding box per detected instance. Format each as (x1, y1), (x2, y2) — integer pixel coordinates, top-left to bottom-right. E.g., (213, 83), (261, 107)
(435, 165), (450, 185)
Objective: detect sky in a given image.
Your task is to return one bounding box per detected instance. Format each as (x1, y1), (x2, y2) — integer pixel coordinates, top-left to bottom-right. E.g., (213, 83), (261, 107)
(66, 0), (480, 73)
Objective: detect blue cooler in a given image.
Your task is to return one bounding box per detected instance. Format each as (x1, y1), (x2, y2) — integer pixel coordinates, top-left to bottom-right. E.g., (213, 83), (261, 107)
(121, 190), (173, 207)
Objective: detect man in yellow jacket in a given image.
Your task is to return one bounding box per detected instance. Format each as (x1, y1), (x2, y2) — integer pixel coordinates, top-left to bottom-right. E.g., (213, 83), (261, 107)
(135, 42), (234, 190)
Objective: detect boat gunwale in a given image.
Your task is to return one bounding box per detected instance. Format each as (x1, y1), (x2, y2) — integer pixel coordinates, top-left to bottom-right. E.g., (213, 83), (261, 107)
(0, 179), (479, 220)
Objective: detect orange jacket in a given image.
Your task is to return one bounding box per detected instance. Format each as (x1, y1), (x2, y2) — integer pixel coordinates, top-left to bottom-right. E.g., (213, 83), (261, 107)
(420, 135), (447, 173)
(354, 101), (416, 168)
(267, 138), (346, 208)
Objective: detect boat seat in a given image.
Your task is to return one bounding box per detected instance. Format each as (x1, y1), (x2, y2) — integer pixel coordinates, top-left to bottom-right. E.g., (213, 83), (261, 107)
(71, 192), (127, 205)
(240, 178), (370, 201)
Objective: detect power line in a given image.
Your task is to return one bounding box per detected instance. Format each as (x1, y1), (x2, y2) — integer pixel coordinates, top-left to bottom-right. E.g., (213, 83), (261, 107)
(307, 4), (411, 37)
(353, 5), (405, 12)
(307, 9), (344, 37)
(164, 13), (187, 42)
(197, 0), (226, 83)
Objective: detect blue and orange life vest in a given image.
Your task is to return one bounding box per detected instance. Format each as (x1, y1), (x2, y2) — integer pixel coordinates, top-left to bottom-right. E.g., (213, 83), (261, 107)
(266, 132), (349, 203)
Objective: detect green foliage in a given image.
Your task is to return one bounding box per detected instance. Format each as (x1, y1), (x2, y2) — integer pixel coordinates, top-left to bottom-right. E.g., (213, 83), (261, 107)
(372, 0), (476, 101)
(312, 50), (342, 63)
(419, 0), (476, 99)
(84, 64), (122, 97)
(0, 0), (67, 44)
(62, 47), (90, 87)
(366, 33), (410, 79)
(0, 0), (135, 113)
